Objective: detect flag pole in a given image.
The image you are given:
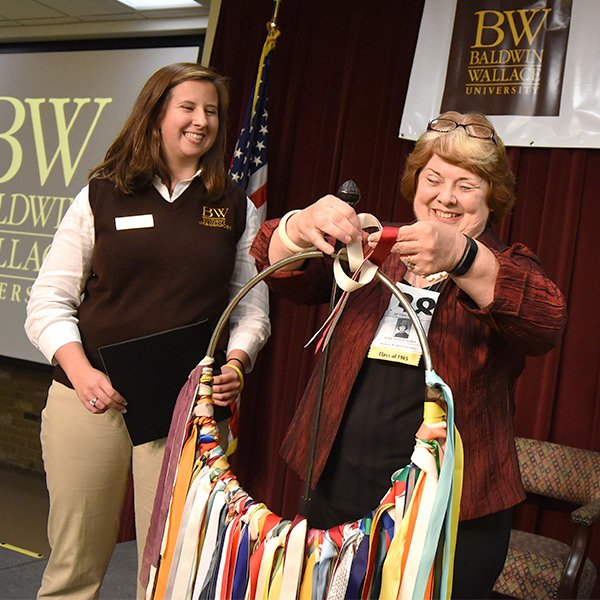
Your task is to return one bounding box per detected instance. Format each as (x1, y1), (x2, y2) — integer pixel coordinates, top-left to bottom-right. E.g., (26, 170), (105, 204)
(227, 0), (282, 454)
(269, 0), (283, 30)
(229, 2), (280, 220)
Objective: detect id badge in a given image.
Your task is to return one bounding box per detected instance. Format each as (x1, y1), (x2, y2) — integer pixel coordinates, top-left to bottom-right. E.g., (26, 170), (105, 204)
(367, 282), (440, 366)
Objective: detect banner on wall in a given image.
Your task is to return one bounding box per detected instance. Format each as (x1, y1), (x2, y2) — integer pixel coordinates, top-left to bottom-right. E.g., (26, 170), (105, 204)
(0, 46), (199, 364)
(400, 0), (600, 148)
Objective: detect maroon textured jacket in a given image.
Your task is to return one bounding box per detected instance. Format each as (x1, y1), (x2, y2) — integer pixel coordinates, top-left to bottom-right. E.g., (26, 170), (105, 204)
(251, 220), (567, 521)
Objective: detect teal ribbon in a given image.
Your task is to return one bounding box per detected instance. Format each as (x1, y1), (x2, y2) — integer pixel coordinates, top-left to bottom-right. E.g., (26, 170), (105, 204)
(412, 369), (458, 600)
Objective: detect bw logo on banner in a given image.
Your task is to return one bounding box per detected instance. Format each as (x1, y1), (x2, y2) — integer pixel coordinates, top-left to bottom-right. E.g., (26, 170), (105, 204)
(441, 0), (572, 116)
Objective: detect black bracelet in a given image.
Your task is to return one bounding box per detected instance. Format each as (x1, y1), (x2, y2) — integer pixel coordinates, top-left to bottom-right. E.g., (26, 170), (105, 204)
(227, 356), (246, 372)
(450, 235), (478, 276)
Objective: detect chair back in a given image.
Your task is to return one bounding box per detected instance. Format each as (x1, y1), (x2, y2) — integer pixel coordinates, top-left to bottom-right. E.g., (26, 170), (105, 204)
(516, 437), (600, 506)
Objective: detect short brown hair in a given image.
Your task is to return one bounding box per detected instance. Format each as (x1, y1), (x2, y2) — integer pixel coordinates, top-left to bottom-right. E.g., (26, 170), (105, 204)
(90, 63), (230, 198)
(400, 111), (515, 221)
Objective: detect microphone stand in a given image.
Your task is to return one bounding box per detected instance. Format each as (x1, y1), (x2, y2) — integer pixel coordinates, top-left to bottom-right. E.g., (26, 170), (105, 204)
(298, 180), (361, 516)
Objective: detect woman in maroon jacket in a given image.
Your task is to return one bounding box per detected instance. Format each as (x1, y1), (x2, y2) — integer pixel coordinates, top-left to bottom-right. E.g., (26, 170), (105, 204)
(250, 111), (567, 599)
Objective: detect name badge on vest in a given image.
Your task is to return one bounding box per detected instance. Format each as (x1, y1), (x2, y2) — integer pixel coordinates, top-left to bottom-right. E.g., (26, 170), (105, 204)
(368, 281), (440, 366)
(115, 214), (154, 230)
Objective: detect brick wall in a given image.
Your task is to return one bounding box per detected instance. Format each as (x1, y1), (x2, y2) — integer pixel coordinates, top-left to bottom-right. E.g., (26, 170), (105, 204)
(0, 356), (52, 474)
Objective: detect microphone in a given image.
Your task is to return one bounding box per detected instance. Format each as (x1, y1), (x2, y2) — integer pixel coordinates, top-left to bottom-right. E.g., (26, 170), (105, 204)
(332, 179), (361, 258)
(301, 179), (361, 513)
(336, 179), (361, 208)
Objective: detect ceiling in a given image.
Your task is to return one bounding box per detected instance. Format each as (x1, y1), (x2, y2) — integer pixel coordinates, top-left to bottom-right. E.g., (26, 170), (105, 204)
(0, 0), (212, 42)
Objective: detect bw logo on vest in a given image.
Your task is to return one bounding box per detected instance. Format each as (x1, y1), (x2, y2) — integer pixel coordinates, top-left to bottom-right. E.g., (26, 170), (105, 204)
(199, 206), (231, 230)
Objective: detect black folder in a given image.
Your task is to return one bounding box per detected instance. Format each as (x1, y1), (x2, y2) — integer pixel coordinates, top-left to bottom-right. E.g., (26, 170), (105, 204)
(98, 320), (211, 446)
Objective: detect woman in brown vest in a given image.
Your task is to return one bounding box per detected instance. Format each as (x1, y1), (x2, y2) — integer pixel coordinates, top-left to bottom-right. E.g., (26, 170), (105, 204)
(25, 63), (270, 599)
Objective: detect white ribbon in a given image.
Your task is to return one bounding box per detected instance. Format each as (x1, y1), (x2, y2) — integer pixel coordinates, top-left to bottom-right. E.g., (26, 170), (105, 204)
(331, 212), (383, 292)
(306, 212), (383, 351)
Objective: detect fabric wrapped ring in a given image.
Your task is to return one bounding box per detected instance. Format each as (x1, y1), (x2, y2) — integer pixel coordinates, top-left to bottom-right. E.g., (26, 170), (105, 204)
(89, 398), (98, 407)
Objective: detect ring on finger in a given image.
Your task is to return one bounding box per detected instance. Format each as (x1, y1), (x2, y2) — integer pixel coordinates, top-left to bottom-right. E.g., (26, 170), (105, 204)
(89, 398), (98, 407)
(405, 259), (415, 271)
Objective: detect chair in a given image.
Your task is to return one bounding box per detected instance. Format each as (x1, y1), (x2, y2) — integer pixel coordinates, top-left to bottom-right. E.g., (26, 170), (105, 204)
(493, 437), (600, 599)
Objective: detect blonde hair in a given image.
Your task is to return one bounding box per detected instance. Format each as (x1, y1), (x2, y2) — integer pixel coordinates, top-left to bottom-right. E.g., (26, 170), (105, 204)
(400, 111), (515, 220)
(90, 63), (230, 198)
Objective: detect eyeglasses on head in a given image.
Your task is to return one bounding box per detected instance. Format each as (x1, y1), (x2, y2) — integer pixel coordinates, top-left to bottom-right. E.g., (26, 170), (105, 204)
(427, 117), (497, 144)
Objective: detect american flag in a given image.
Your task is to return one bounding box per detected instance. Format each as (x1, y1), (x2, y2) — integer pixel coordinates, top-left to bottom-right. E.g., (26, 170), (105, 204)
(229, 26), (279, 222)
(225, 26), (279, 455)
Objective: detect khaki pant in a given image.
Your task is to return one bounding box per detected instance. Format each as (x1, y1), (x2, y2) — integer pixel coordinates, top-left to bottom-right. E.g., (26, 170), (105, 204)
(38, 381), (165, 600)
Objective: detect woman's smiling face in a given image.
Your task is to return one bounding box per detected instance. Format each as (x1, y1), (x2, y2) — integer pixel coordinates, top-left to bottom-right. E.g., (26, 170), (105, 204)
(159, 79), (219, 176)
(413, 153), (491, 237)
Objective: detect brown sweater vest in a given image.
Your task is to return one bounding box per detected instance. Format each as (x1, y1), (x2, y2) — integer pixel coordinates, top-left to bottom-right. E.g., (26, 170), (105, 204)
(54, 176), (247, 388)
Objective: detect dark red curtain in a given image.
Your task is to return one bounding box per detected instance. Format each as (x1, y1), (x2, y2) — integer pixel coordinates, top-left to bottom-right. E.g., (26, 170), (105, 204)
(210, 0), (600, 572)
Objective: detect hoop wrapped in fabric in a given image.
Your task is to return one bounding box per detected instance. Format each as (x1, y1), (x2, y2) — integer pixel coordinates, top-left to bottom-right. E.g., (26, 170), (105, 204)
(141, 250), (463, 600)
